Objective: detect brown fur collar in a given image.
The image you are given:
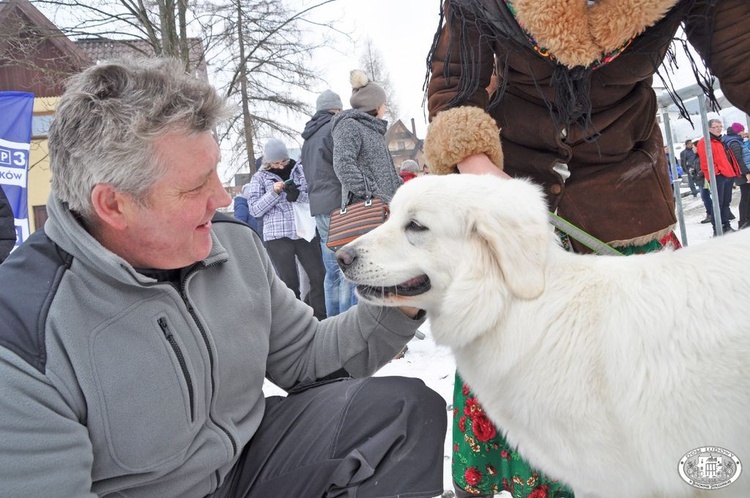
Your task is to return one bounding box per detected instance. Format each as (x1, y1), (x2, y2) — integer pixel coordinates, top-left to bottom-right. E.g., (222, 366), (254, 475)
(511, 0), (680, 68)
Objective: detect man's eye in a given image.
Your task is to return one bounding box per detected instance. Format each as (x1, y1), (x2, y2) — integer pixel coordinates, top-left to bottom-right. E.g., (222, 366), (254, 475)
(406, 221), (427, 231)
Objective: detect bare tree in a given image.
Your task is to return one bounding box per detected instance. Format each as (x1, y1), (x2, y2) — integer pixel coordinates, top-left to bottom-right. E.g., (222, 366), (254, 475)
(214, 0), (340, 176)
(12, 0), (343, 179)
(358, 38), (399, 123)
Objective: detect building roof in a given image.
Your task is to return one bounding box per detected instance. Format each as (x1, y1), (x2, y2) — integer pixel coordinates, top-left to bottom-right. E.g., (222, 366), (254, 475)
(75, 37), (209, 81)
(0, 0), (92, 96)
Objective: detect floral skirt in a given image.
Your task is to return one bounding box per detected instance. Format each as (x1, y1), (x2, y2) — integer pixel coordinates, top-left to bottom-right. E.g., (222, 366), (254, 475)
(451, 234), (679, 496)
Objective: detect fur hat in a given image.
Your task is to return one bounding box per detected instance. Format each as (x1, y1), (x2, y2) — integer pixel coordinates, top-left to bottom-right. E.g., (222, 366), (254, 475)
(730, 122), (746, 134)
(263, 138), (289, 164)
(349, 70), (386, 112)
(316, 90), (343, 112)
(424, 106), (504, 175)
(400, 159), (420, 173)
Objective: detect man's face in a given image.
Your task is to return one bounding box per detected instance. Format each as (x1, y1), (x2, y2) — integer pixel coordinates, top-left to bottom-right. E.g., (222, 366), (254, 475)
(119, 130), (231, 269)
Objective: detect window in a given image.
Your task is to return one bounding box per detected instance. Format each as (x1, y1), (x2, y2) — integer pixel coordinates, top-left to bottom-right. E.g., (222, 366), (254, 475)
(33, 205), (48, 232)
(32, 114), (53, 139)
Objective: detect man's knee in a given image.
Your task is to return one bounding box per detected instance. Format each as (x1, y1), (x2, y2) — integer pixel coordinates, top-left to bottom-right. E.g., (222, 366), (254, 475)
(351, 376), (447, 439)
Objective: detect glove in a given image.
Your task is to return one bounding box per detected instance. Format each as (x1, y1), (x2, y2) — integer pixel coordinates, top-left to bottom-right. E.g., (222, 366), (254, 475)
(285, 183), (300, 202)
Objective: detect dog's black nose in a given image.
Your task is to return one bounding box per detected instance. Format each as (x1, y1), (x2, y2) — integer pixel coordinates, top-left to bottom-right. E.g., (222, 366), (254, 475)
(336, 247), (357, 270)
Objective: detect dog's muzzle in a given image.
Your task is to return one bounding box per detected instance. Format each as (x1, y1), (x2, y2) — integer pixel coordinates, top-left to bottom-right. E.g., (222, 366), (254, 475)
(336, 246), (431, 299)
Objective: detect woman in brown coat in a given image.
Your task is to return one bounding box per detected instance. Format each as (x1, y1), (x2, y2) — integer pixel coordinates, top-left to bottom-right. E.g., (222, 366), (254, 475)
(425, 0), (750, 496)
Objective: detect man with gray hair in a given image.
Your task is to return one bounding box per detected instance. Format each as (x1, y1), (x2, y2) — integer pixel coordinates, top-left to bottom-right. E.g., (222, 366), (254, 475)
(0, 57), (445, 497)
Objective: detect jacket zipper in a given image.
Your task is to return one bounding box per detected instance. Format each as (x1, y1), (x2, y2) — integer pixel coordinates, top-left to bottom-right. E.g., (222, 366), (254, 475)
(158, 317), (195, 422)
(181, 263), (238, 489)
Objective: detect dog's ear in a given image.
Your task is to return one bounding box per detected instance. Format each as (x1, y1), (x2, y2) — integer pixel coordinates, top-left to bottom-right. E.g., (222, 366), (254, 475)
(473, 204), (549, 300)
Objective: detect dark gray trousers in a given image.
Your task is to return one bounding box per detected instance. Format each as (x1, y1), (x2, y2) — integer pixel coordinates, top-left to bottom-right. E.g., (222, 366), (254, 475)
(213, 376), (447, 498)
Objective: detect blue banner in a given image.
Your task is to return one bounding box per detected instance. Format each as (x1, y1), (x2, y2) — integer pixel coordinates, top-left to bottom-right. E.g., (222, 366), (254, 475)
(0, 91), (34, 248)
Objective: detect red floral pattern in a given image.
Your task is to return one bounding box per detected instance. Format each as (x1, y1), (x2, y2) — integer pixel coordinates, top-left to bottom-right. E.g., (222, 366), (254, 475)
(465, 467), (482, 486)
(472, 413), (497, 442)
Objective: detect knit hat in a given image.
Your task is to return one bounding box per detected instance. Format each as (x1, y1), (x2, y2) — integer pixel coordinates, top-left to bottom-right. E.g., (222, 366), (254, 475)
(730, 122), (746, 134)
(263, 138), (289, 164)
(316, 90), (343, 112)
(349, 69), (386, 112)
(400, 160), (420, 173)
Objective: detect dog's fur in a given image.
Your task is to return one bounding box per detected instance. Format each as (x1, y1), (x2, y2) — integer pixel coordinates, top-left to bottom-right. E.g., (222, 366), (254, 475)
(337, 174), (750, 498)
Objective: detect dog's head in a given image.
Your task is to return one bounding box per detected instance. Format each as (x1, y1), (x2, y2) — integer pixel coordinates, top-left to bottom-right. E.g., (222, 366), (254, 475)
(337, 174), (552, 346)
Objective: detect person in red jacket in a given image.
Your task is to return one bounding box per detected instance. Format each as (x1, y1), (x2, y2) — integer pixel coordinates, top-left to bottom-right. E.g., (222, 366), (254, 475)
(695, 119), (741, 234)
(399, 159), (420, 183)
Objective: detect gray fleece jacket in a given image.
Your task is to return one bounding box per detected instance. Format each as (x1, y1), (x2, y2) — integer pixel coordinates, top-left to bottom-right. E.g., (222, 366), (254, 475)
(331, 109), (402, 206)
(0, 194), (424, 497)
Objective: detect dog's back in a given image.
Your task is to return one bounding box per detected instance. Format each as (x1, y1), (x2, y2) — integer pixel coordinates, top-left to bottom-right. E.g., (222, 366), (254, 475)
(456, 230), (750, 497)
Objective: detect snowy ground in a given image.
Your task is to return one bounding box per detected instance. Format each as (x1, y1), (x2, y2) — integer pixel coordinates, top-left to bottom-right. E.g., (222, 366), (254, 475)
(268, 181), (741, 496)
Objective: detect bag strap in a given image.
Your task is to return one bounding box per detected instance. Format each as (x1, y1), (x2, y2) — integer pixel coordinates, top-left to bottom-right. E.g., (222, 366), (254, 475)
(340, 170), (375, 212)
(548, 212), (622, 256)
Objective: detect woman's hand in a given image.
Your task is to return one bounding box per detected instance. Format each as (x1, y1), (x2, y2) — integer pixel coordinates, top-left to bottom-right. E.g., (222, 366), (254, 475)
(273, 181), (286, 194)
(457, 153), (510, 178)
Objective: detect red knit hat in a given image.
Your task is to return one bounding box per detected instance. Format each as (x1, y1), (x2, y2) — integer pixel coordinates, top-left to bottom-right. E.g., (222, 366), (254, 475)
(730, 122), (745, 133)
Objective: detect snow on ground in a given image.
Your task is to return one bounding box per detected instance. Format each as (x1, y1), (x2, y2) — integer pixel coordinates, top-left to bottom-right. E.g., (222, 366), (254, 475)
(269, 183), (741, 496)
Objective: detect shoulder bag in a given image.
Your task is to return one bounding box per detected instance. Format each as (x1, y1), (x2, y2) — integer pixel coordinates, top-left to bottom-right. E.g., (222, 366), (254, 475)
(326, 174), (389, 251)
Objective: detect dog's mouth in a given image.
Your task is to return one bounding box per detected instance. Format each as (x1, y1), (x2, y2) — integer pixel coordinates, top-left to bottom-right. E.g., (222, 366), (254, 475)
(357, 274), (431, 299)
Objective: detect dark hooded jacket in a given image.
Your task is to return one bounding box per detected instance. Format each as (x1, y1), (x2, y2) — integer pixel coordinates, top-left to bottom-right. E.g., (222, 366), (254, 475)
(300, 110), (342, 216)
(427, 0), (750, 248)
(723, 129), (749, 185)
(0, 187), (16, 263)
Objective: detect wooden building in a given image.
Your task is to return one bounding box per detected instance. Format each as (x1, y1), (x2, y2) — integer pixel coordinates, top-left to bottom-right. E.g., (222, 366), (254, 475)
(385, 118), (424, 170)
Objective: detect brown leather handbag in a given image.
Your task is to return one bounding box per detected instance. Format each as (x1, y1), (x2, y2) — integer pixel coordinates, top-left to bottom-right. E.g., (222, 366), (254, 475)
(326, 176), (389, 251)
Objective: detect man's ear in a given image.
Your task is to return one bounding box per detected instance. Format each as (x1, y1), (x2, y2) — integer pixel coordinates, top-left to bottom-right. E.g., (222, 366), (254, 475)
(90, 184), (129, 231)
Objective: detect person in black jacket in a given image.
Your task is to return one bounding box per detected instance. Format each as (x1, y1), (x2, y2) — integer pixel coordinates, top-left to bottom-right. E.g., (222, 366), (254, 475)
(680, 139), (701, 197)
(0, 186), (17, 263)
(300, 90), (357, 316)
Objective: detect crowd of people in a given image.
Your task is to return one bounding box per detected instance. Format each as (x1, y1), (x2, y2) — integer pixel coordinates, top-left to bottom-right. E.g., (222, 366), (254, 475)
(667, 120), (750, 236)
(234, 70), (429, 320)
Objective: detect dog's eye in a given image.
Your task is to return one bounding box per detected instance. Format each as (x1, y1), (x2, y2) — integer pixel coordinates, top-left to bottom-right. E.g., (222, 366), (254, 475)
(406, 221), (427, 232)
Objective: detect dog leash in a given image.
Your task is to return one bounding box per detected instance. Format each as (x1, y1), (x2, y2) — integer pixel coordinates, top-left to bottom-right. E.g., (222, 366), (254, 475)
(548, 213), (623, 256)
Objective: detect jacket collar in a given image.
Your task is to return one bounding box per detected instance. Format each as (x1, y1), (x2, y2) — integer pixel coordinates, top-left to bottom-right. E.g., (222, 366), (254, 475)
(509, 0), (679, 68)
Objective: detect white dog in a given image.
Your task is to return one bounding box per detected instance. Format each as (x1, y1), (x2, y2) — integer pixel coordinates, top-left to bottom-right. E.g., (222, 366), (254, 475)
(337, 174), (750, 498)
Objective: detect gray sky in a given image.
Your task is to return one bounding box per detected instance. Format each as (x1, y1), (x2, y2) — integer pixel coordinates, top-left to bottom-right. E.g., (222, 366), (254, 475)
(295, 0), (440, 139)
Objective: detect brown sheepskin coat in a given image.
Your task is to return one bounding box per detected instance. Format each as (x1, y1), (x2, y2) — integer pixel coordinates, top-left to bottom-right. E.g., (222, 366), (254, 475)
(426, 0), (750, 248)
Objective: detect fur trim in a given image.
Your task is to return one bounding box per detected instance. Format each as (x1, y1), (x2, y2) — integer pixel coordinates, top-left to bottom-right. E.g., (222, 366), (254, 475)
(511, 0), (679, 68)
(350, 69), (369, 89)
(424, 107), (504, 175)
(608, 225), (675, 248)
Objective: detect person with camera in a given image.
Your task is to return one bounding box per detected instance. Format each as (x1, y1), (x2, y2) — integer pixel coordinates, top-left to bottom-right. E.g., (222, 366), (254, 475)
(247, 138), (327, 319)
